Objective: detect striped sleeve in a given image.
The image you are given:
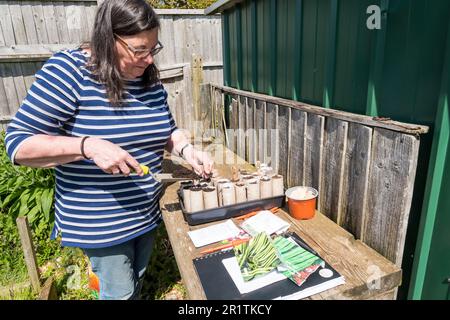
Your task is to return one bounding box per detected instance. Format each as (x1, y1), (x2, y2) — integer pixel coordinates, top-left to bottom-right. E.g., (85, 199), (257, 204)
(5, 51), (79, 164)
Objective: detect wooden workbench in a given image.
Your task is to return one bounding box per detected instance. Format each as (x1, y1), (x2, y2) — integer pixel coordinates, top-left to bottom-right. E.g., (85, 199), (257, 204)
(160, 144), (402, 300)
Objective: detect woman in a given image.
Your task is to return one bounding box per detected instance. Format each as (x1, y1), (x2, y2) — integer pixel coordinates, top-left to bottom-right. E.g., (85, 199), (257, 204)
(4, 0), (213, 299)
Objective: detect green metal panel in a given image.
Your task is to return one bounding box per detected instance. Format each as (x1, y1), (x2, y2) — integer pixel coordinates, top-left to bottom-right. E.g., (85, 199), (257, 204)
(409, 16), (450, 300)
(219, 0), (450, 299)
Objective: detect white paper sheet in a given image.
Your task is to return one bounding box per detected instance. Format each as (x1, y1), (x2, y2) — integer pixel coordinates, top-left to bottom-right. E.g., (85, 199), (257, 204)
(222, 256), (287, 294)
(240, 210), (290, 236)
(188, 219), (241, 248)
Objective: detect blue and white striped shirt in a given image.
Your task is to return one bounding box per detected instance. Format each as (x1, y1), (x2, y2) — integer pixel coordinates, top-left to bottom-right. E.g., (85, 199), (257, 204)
(5, 49), (177, 248)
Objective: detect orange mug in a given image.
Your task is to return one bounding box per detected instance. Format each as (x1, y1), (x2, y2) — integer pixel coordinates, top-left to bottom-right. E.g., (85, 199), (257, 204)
(285, 187), (318, 220)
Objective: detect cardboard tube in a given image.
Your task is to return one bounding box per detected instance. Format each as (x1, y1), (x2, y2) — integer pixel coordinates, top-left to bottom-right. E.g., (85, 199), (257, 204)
(215, 178), (230, 188)
(234, 182), (247, 203)
(221, 184), (236, 206)
(272, 174), (284, 196)
(246, 180), (260, 201)
(260, 176), (272, 199)
(242, 175), (255, 185)
(216, 179), (230, 206)
(189, 187), (204, 213)
(203, 186), (218, 209)
(182, 186), (192, 212)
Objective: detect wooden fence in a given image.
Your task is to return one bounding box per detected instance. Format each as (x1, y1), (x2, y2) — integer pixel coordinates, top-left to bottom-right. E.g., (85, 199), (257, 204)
(209, 83), (429, 267)
(0, 0), (223, 132)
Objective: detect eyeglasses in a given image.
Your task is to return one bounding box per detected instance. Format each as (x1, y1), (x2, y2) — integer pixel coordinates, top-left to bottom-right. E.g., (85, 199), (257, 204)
(114, 34), (163, 58)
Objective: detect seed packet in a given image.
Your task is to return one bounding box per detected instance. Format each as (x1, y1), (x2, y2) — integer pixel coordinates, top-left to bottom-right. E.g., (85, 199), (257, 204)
(272, 236), (324, 286)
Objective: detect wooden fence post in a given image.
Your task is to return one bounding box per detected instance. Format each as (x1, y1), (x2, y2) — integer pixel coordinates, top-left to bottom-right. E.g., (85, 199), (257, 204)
(191, 53), (204, 122)
(16, 217), (41, 293)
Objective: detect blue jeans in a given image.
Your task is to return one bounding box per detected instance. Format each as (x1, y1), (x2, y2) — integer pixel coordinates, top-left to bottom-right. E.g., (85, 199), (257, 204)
(83, 229), (157, 300)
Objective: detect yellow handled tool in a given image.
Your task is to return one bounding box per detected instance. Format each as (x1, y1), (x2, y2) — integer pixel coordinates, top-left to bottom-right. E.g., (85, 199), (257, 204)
(138, 164), (192, 183)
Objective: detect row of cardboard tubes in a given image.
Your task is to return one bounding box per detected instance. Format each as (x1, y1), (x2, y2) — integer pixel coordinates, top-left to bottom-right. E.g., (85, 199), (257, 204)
(182, 166), (284, 213)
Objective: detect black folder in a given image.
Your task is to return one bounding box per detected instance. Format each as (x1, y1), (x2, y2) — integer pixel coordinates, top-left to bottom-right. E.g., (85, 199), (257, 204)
(193, 232), (344, 300)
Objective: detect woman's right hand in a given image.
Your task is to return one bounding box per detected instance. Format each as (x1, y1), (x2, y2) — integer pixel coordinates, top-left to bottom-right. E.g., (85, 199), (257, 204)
(83, 137), (142, 176)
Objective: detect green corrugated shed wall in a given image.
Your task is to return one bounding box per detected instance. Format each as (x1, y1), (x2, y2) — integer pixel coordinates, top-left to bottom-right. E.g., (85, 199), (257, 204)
(218, 0), (450, 299)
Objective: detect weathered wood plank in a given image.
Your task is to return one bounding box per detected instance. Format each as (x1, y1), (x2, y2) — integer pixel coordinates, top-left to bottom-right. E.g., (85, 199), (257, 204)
(21, 61), (37, 91)
(199, 83), (212, 140)
(79, 4), (91, 42)
(304, 113), (324, 210)
(54, 1), (70, 44)
(0, 74), (9, 116)
(37, 276), (57, 300)
(266, 103), (278, 168)
(0, 44), (79, 62)
(364, 128), (420, 266)
(182, 63), (193, 132)
(43, 2), (60, 44)
(236, 95), (246, 159)
(340, 123), (373, 239)
(31, 3), (50, 44)
(172, 16), (186, 63)
(21, 1), (39, 44)
(65, 2), (81, 44)
(0, 2), (16, 46)
(16, 217), (41, 293)
(254, 100), (266, 163)
(277, 105), (290, 180)
(288, 108), (307, 187)
(228, 96), (238, 153)
(245, 98), (256, 164)
(85, 2), (97, 37)
(12, 63), (27, 110)
(9, 1), (28, 45)
(320, 118), (348, 223)
(0, 63), (19, 115)
(213, 84), (429, 135)
(158, 16), (176, 67)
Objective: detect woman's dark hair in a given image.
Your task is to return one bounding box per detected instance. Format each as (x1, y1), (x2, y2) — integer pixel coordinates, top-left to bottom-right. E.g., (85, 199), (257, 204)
(88, 0), (160, 106)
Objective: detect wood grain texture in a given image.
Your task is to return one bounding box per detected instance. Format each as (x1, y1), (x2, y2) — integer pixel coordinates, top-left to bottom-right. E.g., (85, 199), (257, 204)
(363, 128), (420, 266)
(254, 100), (266, 163)
(320, 118), (348, 223)
(304, 113), (324, 210)
(0, 2), (15, 46)
(9, 1), (28, 45)
(340, 123), (373, 239)
(0, 63), (19, 115)
(237, 95), (246, 159)
(266, 103), (278, 169)
(288, 108), (307, 187)
(16, 217), (41, 293)
(21, 1), (39, 44)
(277, 104), (290, 180)
(31, 3), (49, 44)
(245, 97), (256, 164)
(42, 3), (59, 44)
(229, 96), (238, 153)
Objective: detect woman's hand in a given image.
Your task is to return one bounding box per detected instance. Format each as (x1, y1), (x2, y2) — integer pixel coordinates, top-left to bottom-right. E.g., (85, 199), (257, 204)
(83, 137), (142, 176)
(182, 145), (214, 179)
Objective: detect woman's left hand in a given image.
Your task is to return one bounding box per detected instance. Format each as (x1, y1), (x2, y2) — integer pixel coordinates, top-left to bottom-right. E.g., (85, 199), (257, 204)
(183, 146), (214, 178)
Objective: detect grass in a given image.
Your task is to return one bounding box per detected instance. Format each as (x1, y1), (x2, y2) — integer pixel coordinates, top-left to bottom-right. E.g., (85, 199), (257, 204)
(0, 223), (186, 300)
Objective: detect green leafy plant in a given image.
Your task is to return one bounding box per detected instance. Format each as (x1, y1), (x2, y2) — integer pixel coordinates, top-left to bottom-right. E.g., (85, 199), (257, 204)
(0, 131), (58, 285)
(148, 0), (216, 9)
